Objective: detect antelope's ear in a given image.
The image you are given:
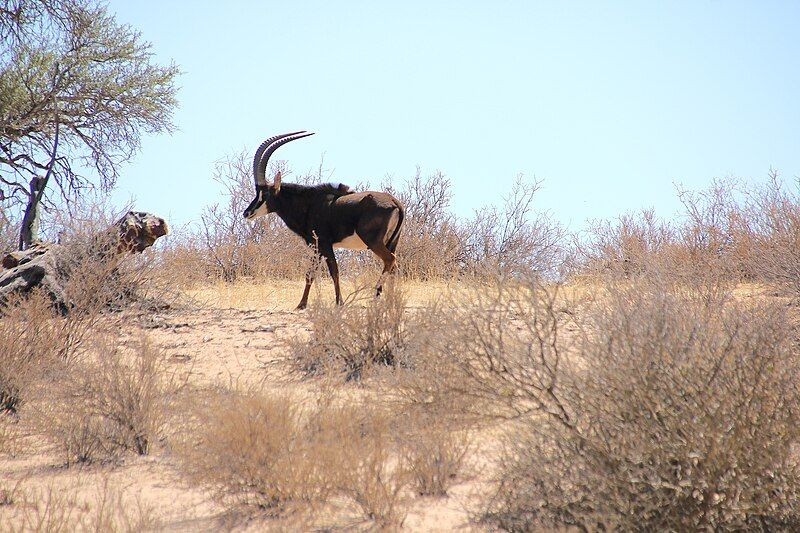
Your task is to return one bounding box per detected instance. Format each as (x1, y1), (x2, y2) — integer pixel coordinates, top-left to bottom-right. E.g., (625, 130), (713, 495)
(273, 170), (282, 195)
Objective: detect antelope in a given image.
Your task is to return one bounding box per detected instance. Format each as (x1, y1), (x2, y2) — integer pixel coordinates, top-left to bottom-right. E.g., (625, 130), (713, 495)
(244, 131), (405, 310)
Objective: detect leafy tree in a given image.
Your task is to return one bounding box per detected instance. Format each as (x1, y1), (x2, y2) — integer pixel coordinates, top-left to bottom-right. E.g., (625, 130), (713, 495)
(0, 0), (179, 249)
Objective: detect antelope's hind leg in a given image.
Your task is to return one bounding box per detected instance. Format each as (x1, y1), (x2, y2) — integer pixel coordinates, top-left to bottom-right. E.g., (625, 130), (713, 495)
(325, 252), (343, 305)
(370, 241), (397, 297)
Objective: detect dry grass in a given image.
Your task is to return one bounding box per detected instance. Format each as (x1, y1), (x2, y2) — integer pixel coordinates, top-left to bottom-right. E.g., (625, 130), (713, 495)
(288, 281), (410, 380)
(1, 480), (159, 532)
(176, 388), (414, 528)
(29, 334), (177, 464)
(184, 276), (455, 310)
(401, 423), (471, 497)
(175, 389), (338, 515)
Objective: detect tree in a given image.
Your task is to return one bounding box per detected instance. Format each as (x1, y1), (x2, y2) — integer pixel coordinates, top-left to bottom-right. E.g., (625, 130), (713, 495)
(0, 0), (178, 249)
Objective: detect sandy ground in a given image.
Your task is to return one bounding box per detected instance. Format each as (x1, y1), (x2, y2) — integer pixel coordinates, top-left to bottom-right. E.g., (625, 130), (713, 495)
(0, 280), (491, 532)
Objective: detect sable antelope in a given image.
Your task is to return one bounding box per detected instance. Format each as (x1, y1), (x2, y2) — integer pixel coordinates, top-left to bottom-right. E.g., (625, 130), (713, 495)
(244, 131), (405, 310)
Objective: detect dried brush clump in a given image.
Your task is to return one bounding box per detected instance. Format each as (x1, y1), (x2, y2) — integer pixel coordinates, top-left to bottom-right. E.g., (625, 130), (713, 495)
(0, 292), (65, 414)
(392, 275), (575, 424)
(0, 480), (159, 532)
(739, 171), (800, 298)
(400, 422), (471, 497)
(289, 281), (409, 380)
(329, 404), (410, 528)
(176, 390), (338, 514)
(479, 279), (800, 531)
(31, 335), (176, 464)
(177, 390), (411, 528)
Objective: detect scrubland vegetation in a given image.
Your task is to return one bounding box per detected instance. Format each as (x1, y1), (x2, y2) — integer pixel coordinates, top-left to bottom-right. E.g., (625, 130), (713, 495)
(4, 165), (800, 530)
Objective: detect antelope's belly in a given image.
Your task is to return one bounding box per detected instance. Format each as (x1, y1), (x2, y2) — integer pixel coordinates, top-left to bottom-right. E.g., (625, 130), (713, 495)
(334, 233), (369, 250)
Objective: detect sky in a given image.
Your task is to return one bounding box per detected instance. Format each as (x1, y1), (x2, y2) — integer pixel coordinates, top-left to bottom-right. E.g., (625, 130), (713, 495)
(107, 1), (800, 233)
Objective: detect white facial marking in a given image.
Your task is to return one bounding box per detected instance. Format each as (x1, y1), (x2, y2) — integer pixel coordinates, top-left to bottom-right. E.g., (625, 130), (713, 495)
(248, 202), (270, 219)
(334, 232), (369, 250)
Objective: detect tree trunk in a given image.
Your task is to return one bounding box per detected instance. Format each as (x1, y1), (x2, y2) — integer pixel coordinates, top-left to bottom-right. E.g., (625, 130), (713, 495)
(18, 65), (59, 251)
(19, 176), (46, 250)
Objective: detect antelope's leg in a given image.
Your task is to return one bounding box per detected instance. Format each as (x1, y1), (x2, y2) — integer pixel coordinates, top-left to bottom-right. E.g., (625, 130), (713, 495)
(370, 242), (397, 296)
(325, 251), (342, 305)
(296, 268), (315, 310)
(297, 250), (321, 310)
(320, 244), (342, 305)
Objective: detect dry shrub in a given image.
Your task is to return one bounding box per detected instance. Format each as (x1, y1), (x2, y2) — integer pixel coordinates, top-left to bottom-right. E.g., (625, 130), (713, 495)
(739, 170), (800, 297)
(461, 175), (566, 278)
(0, 292), (65, 414)
(472, 278), (800, 530)
(674, 178), (747, 285)
(332, 404), (409, 528)
(580, 205), (737, 303)
(577, 173), (800, 298)
(400, 422), (471, 497)
(178, 389), (410, 527)
(289, 280), (409, 380)
(31, 334), (175, 464)
(1, 481), (158, 532)
(176, 390), (337, 514)
(385, 171), (566, 279)
(394, 275), (572, 425)
(582, 208), (677, 278)
(0, 277), (116, 415)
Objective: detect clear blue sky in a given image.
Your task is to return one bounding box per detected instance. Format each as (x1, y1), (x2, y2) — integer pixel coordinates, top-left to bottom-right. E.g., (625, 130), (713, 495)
(109, 1), (800, 231)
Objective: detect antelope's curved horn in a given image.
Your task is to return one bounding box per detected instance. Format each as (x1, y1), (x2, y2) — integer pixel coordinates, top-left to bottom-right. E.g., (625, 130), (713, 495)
(254, 131), (315, 187)
(252, 131), (306, 186)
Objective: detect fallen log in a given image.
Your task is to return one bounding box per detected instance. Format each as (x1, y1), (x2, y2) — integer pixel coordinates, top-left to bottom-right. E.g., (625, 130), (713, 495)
(0, 211), (168, 311)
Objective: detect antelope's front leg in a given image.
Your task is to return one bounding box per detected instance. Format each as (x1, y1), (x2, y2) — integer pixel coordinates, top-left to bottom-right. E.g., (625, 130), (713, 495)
(320, 244), (342, 305)
(296, 256), (320, 310)
(296, 271), (314, 310)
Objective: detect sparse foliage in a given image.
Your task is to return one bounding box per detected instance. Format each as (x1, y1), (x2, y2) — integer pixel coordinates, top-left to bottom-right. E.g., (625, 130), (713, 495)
(460, 277), (800, 531)
(194, 153), (314, 282)
(0, 0), (178, 245)
(176, 390), (337, 513)
(176, 390), (409, 527)
(1, 480), (159, 532)
(32, 334), (175, 463)
(401, 423), (470, 497)
(739, 170), (800, 297)
(334, 405), (409, 528)
(463, 175), (565, 277)
(289, 280), (409, 380)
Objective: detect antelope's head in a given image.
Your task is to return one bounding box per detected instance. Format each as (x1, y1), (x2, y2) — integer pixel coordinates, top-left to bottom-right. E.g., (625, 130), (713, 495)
(244, 131), (315, 220)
